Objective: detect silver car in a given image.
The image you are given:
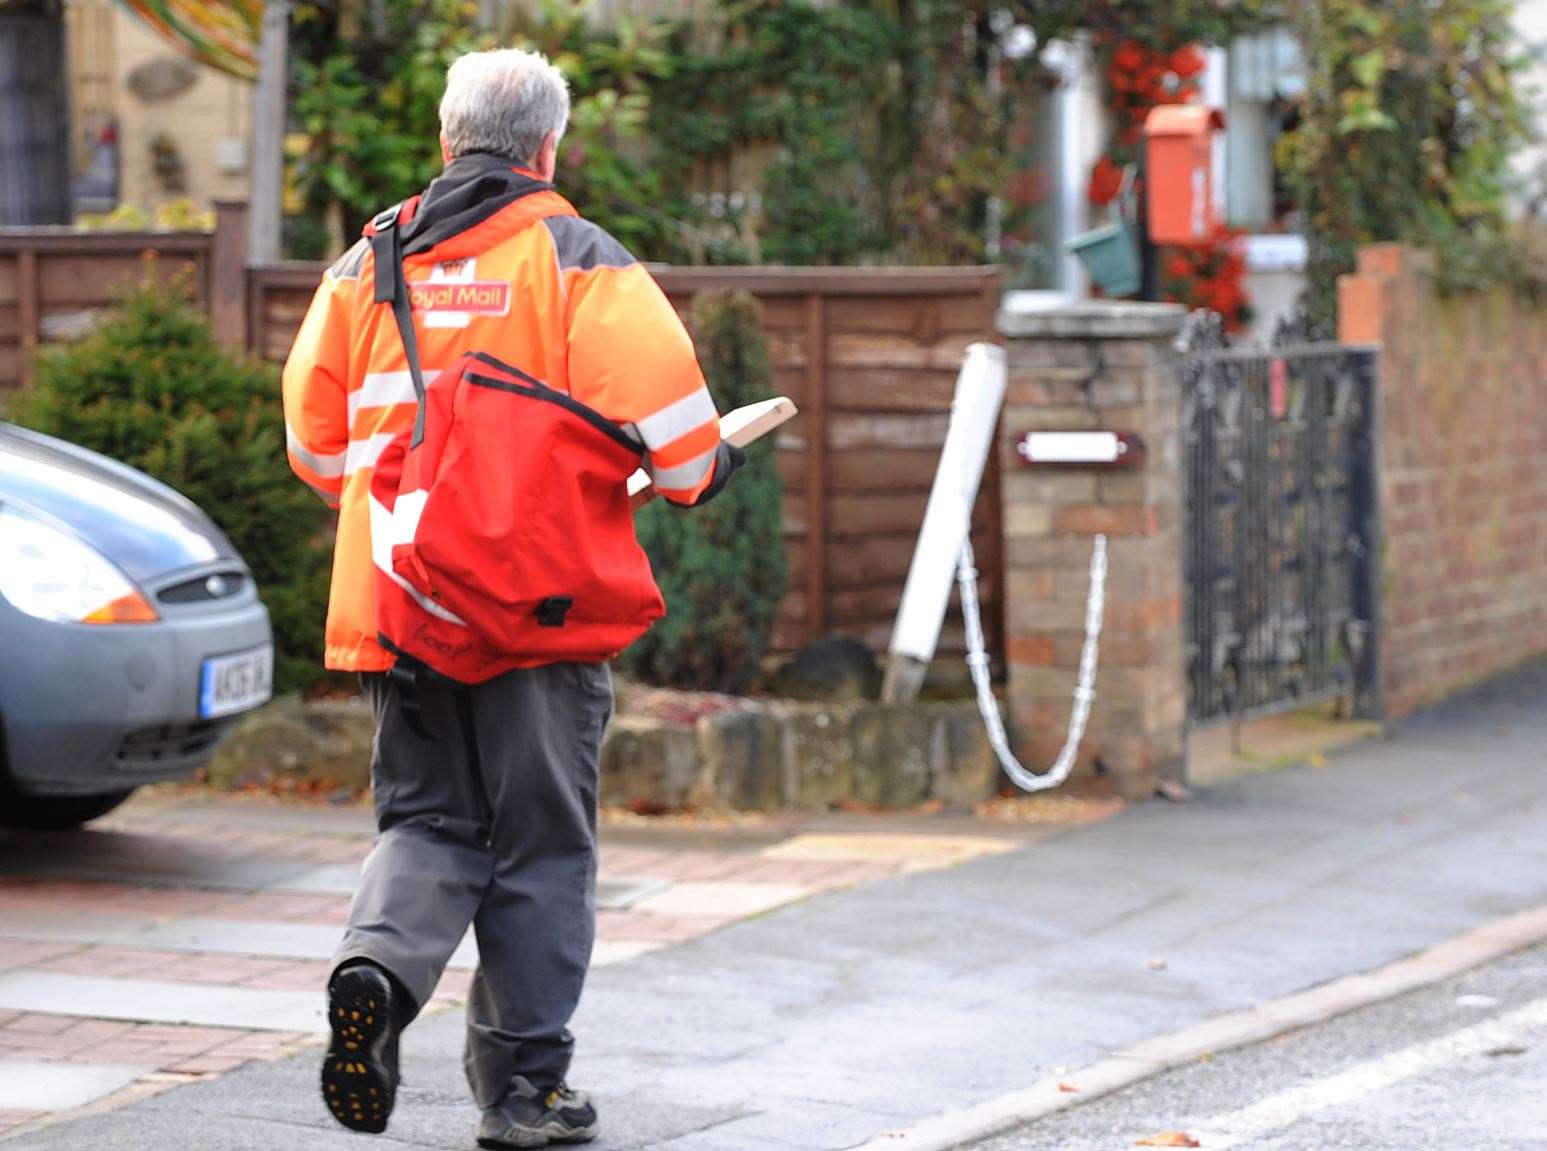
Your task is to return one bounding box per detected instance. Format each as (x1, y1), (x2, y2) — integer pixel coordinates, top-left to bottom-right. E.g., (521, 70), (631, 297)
(0, 422), (273, 828)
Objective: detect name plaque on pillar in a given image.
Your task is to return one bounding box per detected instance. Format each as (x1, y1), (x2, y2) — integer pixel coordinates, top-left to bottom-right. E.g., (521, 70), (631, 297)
(1016, 431), (1144, 470)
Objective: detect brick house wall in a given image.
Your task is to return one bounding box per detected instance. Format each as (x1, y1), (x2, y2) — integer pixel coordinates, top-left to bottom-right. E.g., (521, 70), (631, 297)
(1340, 244), (1547, 716)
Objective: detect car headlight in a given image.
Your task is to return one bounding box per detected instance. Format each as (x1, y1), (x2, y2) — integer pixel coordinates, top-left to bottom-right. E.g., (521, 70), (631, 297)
(0, 503), (159, 624)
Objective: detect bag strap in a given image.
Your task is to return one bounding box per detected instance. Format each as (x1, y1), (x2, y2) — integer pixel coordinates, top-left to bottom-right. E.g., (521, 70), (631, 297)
(369, 203), (428, 449)
(386, 661), (434, 740)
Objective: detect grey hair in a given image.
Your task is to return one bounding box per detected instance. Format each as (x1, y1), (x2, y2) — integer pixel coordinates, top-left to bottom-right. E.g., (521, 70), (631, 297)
(439, 49), (570, 165)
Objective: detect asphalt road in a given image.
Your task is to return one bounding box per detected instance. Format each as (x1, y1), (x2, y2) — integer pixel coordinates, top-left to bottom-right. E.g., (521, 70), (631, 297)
(976, 941), (1547, 1151)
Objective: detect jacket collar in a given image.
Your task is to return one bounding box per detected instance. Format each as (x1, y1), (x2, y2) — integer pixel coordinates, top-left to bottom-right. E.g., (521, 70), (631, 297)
(398, 153), (554, 257)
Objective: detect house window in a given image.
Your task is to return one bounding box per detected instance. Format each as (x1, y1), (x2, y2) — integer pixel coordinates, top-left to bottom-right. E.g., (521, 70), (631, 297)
(1002, 67), (1064, 289)
(1225, 27), (1304, 232)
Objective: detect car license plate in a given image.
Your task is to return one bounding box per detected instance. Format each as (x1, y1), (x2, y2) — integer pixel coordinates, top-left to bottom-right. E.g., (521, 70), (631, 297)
(199, 644), (274, 720)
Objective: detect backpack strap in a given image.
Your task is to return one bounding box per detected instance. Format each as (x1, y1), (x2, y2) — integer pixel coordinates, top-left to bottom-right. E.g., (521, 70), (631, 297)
(385, 660), (434, 741)
(369, 203), (428, 449)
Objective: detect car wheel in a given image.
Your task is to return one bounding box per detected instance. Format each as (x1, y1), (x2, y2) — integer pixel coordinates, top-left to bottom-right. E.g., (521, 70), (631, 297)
(0, 787), (136, 830)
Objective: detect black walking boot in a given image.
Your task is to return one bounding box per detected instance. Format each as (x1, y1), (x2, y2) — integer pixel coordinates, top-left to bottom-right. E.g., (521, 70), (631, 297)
(321, 961), (403, 1134)
(477, 1077), (599, 1148)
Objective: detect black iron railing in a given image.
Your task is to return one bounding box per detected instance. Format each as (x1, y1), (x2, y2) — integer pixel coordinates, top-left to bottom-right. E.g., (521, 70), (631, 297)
(1181, 318), (1381, 725)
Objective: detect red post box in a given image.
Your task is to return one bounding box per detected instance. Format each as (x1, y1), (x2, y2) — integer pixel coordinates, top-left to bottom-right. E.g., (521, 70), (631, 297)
(1143, 104), (1225, 246)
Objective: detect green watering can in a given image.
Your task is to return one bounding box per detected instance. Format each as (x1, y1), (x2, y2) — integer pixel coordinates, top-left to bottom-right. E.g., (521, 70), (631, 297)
(1064, 166), (1141, 298)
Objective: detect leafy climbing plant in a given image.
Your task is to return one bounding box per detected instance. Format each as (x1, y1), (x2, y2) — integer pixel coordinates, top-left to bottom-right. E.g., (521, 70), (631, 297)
(283, 0), (1289, 266)
(1280, 0), (1532, 325)
(283, 0), (1529, 305)
(500, 0), (683, 256)
(290, 0), (488, 255)
(288, 0), (683, 257)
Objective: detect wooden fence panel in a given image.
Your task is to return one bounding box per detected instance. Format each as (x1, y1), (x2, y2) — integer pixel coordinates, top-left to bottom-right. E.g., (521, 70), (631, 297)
(0, 231), (212, 396)
(0, 231), (1003, 675)
(248, 261), (1004, 670)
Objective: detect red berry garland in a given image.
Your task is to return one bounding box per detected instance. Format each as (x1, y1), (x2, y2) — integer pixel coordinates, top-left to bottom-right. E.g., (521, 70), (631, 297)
(1086, 39), (1251, 331)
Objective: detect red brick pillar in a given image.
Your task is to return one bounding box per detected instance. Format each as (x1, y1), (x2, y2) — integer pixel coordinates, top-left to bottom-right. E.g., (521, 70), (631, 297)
(996, 300), (1189, 800)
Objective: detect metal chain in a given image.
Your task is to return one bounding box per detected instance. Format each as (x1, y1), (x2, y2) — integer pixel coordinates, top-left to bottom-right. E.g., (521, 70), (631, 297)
(958, 534), (1108, 793)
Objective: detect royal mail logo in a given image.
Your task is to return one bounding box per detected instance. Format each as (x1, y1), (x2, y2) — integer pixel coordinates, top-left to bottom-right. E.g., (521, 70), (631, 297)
(410, 281), (511, 316)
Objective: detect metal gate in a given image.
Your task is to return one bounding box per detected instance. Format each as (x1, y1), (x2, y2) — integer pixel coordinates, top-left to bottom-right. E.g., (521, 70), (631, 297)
(1181, 317), (1381, 725)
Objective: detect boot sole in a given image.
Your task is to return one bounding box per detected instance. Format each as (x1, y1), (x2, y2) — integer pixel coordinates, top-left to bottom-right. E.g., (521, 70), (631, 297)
(321, 967), (396, 1133)
(477, 1121), (599, 1148)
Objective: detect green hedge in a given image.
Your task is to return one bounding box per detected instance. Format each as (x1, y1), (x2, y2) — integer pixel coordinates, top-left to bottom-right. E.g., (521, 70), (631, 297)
(623, 292), (787, 693)
(7, 272), (331, 693)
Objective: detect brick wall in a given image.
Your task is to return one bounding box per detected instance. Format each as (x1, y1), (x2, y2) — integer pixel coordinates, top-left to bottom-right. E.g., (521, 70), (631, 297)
(996, 301), (1188, 799)
(104, 4), (253, 215)
(1340, 244), (1547, 716)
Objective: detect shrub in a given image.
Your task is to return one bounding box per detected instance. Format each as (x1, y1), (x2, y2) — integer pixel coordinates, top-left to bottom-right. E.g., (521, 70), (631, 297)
(622, 291), (787, 693)
(1283, 0), (1530, 328)
(7, 268), (331, 693)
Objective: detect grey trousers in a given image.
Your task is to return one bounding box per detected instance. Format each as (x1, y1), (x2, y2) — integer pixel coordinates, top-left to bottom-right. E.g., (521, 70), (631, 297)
(334, 662), (612, 1108)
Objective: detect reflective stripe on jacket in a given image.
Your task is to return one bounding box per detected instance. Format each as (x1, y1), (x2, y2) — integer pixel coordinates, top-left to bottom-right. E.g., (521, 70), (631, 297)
(282, 156), (721, 671)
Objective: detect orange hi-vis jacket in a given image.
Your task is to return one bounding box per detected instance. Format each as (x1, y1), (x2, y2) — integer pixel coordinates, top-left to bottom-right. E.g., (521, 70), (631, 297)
(282, 156), (724, 672)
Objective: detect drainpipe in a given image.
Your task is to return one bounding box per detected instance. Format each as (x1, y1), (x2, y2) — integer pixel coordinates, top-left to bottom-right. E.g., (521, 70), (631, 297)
(248, 0), (289, 263)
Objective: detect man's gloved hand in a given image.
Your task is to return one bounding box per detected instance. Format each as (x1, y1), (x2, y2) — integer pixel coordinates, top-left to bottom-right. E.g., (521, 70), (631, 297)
(690, 441), (746, 507)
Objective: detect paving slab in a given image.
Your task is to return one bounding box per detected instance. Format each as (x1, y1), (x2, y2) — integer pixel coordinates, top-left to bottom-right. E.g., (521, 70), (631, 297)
(630, 881), (810, 919)
(0, 913), (150, 949)
(0, 919), (654, 1003)
(0, 831), (317, 892)
(247, 865), (672, 911)
(0, 974), (324, 1034)
(759, 831), (1020, 870)
(133, 917), (367, 963)
(265, 864), (363, 896)
(0, 1061), (151, 1112)
(592, 941), (662, 967)
(0, 843), (672, 915)
(104, 795), (378, 839)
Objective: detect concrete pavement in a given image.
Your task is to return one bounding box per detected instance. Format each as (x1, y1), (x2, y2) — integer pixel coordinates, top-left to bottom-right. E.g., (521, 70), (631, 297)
(0, 794), (1023, 1139)
(5, 661), (1546, 1148)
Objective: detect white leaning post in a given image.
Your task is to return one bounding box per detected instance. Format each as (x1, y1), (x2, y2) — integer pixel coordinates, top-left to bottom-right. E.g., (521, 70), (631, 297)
(881, 343), (1008, 704)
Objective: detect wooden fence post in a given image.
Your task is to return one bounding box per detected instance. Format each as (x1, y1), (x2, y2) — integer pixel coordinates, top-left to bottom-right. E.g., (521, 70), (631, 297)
(804, 292), (829, 642)
(16, 248), (38, 388)
(210, 200), (250, 349)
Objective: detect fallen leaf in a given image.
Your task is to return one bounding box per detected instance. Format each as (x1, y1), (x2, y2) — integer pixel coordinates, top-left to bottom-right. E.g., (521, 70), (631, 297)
(1136, 1133), (1201, 1148)
(1486, 1044), (1528, 1058)
(1306, 752), (1328, 769)
(1058, 1081), (1079, 1093)
(627, 798), (675, 817)
(1149, 957), (1169, 971)
(830, 798), (886, 814)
